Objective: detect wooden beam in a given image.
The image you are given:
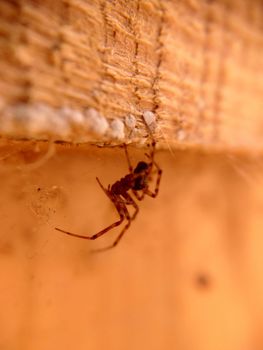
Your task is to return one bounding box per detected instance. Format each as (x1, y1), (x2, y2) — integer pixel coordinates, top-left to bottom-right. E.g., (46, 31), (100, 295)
(0, 0), (262, 150)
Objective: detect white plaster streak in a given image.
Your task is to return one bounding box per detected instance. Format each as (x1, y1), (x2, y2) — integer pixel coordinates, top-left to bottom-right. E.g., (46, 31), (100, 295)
(84, 108), (109, 135)
(0, 103), (156, 143)
(108, 119), (125, 140)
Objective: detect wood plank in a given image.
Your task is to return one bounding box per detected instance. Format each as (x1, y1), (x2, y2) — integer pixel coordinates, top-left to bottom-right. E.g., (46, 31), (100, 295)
(0, 0), (262, 151)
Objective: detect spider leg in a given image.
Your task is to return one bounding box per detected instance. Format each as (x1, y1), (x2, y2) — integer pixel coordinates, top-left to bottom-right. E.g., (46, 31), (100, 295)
(92, 202), (131, 252)
(122, 192), (139, 220)
(147, 139), (156, 164)
(144, 160), (162, 198)
(123, 143), (133, 173)
(55, 191), (125, 240)
(96, 176), (108, 195)
(144, 141), (155, 172)
(55, 211), (124, 240)
(132, 189), (145, 201)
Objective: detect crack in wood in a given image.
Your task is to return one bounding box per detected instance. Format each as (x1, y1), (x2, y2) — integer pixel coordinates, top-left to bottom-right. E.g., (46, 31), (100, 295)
(196, 0), (213, 141)
(212, 2), (229, 143)
(93, 0), (111, 111)
(18, 3), (32, 103)
(152, 0), (165, 116)
(130, 0), (141, 108)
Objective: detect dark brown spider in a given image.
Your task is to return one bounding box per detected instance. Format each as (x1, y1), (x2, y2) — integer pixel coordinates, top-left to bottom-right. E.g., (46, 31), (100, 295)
(55, 118), (162, 251)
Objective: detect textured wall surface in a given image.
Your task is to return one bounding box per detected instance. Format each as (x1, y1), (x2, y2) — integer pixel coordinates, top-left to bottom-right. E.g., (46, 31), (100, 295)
(0, 0), (262, 150)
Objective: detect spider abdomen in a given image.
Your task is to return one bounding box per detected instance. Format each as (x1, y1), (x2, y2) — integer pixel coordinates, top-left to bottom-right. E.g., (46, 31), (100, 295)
(111, 174), (133, 194)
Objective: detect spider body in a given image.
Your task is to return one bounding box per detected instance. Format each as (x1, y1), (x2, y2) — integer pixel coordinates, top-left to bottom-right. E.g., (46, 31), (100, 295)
(55, 121), (162, 252)
(111, 161), (149, 194)
(110, 174), (134, 194)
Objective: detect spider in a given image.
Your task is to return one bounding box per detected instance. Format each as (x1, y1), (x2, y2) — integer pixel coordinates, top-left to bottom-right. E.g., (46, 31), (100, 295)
(55, 118), (162, 251)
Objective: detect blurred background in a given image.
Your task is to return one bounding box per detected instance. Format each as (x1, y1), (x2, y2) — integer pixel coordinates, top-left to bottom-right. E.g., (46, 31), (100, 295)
(1, 144), (263, 349)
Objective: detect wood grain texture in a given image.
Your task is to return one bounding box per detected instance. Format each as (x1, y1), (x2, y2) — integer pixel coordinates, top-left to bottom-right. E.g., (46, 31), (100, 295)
(0, 0), (262, 149)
